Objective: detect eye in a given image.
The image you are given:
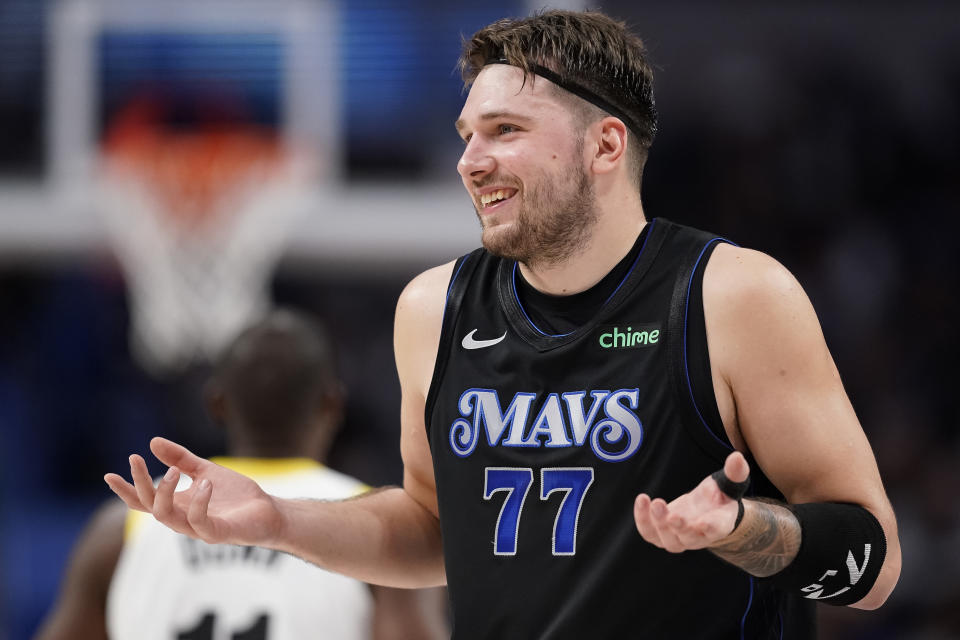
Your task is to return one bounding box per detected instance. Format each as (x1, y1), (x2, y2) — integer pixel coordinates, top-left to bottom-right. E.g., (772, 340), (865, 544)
(498, 124), (517, 135)
(461, 133), (472, 145)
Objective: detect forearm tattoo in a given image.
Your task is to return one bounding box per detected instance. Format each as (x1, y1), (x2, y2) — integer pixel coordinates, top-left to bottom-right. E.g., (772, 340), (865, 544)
(710, 499), (801, 577)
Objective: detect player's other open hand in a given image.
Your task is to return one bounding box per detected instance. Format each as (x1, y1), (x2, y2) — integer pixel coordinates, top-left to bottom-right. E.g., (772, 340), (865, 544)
(104, 437), (284, 547)
(633, 451), (750, 553)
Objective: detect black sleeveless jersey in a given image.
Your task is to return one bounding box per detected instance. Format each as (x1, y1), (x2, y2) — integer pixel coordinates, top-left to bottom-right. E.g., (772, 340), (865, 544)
(425, 218), (815, 639)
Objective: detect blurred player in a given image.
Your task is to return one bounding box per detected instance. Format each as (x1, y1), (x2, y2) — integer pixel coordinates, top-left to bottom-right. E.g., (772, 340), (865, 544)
(36, 310), (446, 640)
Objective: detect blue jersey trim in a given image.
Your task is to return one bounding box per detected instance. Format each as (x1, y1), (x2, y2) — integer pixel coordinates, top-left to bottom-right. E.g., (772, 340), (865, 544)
(603, 218), (657, 305)
(446, 258), (468, 303)
(511, 219), (658, 338)
(511, 262), (575, 338)
(682, 236), (737, 451)
(740, 575), (755, 639)
(441, 257), (469, 327)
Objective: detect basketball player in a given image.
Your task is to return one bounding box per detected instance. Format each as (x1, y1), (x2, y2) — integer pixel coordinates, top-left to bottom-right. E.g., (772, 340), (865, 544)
(105, 10), (901, 638)
(38, 310), (446, 640)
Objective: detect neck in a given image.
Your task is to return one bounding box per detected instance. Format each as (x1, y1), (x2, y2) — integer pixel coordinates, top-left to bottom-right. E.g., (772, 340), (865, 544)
(226, 430), (328, 463)
(519, 195), (647, 296)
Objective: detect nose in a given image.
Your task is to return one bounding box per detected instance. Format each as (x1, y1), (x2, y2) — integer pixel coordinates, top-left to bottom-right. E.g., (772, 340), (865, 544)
(457, 136), (495, 182)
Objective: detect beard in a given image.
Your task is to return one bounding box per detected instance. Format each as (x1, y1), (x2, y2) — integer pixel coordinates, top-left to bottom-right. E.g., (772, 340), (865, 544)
(476, 147), (597, 269)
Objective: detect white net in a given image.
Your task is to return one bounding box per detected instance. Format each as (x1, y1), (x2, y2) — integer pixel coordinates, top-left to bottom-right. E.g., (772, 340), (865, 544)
(97, 128), (312, 375)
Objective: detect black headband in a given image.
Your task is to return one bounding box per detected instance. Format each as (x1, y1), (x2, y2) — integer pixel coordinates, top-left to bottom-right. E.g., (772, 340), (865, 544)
(485, 58), (648, 143)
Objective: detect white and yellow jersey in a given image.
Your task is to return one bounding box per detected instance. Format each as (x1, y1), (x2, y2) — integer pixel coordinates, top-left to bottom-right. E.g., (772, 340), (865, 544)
(107, 458), (373, 640)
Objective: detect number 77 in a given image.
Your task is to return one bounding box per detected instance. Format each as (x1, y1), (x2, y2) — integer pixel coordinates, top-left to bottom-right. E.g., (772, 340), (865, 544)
(484, 467), (594, 556)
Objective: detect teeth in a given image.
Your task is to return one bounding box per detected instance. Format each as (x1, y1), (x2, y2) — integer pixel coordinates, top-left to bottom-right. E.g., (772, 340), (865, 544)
(480, 189), (512, 207)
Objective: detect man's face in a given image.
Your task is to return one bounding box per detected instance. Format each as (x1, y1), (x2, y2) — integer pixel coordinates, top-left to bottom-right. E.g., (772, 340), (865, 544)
(455, 65), (596, 267)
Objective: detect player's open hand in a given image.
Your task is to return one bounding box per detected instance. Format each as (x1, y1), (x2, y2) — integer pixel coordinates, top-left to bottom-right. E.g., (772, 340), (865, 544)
(104, 437), (284, 547)
(634, 451), (750, 553)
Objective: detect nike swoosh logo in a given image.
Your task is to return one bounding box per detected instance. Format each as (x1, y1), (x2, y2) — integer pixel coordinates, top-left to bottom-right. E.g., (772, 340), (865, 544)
(462, 329), (507, 350)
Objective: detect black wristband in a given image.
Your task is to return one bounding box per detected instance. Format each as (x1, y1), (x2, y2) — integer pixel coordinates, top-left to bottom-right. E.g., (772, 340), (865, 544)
(766, 502), (887, 606)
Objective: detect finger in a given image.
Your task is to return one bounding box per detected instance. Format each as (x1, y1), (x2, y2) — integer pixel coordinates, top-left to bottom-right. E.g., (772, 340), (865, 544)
(187, 479), (220, 543)
(152, 467), (195, 535)
(150, 437), (207, 476)
(724, 451), (750, 484)
(104, 473), (149, 512)
(649, 499), (686, 553)
(634, 494), (665, 548)
(129, 454), (157, 510)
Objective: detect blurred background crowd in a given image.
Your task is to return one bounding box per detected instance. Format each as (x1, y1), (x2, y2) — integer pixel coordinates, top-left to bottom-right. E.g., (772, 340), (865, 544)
(0, 1), (957, 639)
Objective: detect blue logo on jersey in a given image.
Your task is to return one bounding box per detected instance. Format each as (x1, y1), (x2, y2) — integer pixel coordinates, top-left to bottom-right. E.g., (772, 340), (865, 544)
(449, 389), (644, 462)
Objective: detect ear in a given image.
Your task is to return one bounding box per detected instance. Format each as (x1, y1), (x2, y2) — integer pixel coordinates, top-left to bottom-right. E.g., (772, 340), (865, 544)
(591, 116), (628, 176)
(310, 382), (347, 461)
(319, 382), (347, 428)
(203, 378), (227, 428)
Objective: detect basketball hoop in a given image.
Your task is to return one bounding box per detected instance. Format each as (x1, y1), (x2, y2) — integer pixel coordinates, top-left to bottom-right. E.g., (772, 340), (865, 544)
(97, 100), (313, 375)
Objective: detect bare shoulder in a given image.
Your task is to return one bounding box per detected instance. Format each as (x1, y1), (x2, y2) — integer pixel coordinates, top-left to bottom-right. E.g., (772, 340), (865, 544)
(78, 498), (128, 564)
(704, 244), (808, 311)
(72, 499), (128, 589)
(702, 244), (822, 362)
(396, 262), (457, 323)
(395, 261), (457, 395)
(703, 245), (833, 382)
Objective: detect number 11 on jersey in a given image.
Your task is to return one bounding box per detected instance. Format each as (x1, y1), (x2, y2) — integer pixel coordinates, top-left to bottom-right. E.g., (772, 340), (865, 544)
(483, 467), (594, 556)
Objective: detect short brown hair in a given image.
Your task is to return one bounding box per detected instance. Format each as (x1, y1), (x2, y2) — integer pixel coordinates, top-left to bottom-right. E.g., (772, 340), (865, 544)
(459, 10), (657, 186)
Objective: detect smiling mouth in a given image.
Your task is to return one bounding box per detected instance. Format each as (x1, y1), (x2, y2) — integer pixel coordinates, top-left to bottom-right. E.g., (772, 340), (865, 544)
(479, 189), (517, 208)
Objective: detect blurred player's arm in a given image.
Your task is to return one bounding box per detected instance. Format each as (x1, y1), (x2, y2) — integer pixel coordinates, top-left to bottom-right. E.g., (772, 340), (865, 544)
(104, 263), (454, 589)
(634, 245), (900, 609)
(33, 500), (125, 640)
(370, 585), (449, 640)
